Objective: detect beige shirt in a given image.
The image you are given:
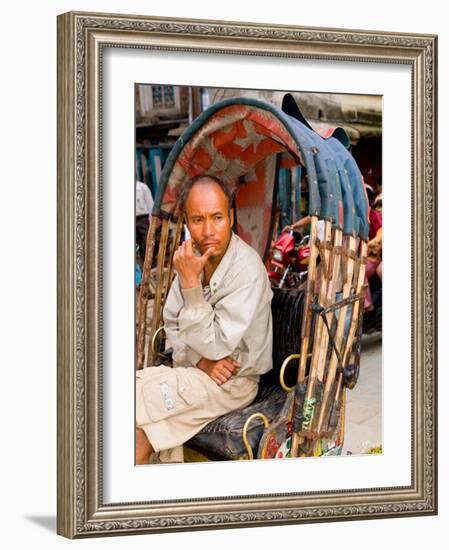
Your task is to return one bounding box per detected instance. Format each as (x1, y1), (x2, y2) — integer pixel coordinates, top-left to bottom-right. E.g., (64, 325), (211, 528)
(163, 232), (273, 378)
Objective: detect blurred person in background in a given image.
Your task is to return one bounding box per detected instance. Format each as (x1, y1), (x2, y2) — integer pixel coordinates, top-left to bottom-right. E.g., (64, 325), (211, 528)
(365, 192), (383, 310)
(136, 180), (154, 261)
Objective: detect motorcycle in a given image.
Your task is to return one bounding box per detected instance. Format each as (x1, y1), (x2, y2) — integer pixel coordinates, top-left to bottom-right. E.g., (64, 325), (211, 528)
(268, 228), (310, 288)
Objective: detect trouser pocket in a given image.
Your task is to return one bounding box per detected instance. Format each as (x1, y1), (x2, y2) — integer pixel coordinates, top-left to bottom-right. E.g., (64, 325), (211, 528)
(141, 367), (207, 423)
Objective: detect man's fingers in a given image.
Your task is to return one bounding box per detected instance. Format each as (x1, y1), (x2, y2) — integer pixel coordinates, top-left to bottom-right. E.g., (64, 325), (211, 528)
(216, 362), (238, 381)
(201, 246), (216, 261)
(180, 239), (215, 263)
(201, 357), (241, 385)
(223, 356), (240, 368)
(217, 361), (234, 376)
(213, 370), (228, 385)
(181, 240), (189, 255)
(221, 358), (239, 373)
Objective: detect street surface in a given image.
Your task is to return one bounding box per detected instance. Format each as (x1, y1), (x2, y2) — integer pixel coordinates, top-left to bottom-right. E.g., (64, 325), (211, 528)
(343, 333), (382, 455)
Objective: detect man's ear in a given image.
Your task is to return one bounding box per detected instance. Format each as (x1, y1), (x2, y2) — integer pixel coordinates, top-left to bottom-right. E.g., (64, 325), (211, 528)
(229, 208), (234, 227)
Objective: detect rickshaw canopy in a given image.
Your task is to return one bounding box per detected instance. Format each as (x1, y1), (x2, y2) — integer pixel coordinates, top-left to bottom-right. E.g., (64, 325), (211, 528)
(152, 96), (369, 258)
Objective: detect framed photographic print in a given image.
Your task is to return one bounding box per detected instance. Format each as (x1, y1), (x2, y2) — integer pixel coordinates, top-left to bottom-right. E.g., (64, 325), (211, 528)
(57, 11), (437, 538)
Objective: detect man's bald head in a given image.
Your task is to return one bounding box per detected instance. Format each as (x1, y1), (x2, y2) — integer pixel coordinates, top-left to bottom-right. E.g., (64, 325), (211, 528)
(179, 174), (233, 215)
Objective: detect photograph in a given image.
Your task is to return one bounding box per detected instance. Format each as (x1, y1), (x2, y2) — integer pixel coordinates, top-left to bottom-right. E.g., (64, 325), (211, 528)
(1, 0), (446, 548)
(134, 84), (383, 465)
(55, 9), (437, 538)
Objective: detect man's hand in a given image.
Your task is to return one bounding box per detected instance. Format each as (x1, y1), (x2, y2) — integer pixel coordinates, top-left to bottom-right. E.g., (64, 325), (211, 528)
(173, 239), (215, 289)
(197, 356), (240, 385)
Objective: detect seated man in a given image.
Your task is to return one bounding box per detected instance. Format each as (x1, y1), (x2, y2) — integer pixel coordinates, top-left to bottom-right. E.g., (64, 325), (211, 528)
(136, 174), (273, 464)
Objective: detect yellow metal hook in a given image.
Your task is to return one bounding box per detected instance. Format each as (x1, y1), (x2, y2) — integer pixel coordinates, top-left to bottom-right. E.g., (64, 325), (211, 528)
(151, 325), (166, 357)
(242, 413), (269, 460)
(279, 352), (312, 392)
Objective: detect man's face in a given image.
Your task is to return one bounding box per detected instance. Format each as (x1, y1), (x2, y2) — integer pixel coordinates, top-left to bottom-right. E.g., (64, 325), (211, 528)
(184, 179), (234, 263)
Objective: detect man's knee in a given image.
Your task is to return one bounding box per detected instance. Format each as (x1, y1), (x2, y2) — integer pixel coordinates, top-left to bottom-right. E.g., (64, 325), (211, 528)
(136, 428), (153, 464)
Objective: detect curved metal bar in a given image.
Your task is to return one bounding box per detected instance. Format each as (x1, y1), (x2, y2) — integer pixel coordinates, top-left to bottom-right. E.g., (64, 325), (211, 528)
(242, 413), (269, 460)
(279, 353), (301, 392)
(151, 325), (166, 357)
(280, 352), (313, 392)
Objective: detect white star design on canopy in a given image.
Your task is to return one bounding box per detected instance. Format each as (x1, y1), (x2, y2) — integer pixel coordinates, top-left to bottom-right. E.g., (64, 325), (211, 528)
(233, 119), (267, 152)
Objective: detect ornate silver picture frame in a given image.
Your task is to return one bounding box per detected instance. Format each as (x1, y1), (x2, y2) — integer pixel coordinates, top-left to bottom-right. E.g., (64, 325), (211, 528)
(57, 11), (437, 538)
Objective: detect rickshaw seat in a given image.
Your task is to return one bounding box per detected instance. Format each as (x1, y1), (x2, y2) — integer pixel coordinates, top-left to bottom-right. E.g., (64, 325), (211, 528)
(187, 287), (306, 460)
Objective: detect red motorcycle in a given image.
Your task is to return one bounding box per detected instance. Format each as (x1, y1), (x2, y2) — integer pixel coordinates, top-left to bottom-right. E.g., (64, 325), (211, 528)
(268, 229), (310, 288)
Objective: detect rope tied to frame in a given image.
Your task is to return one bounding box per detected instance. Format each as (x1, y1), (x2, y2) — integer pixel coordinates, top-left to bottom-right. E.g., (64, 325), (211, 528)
(310, 290), (366, 375)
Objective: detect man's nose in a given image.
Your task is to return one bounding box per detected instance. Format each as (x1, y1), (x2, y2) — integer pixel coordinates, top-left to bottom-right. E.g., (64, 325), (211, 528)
(202, 218), (214, 236)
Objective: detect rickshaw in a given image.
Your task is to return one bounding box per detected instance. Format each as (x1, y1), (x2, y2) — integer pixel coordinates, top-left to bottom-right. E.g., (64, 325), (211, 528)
(137, 93), (369, 460)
